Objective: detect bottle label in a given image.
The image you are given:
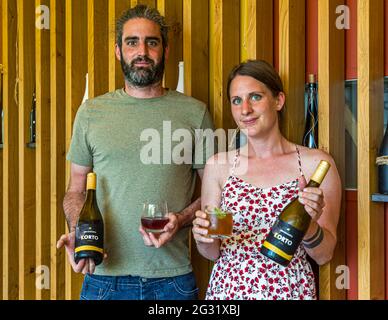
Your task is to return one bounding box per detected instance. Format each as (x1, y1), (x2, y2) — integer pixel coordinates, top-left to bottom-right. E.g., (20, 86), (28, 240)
(262, 220), (304, 262)
(75, 222), (104, 253)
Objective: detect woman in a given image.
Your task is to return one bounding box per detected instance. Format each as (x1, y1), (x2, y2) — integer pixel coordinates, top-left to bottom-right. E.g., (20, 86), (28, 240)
(192, 60), (341, 300)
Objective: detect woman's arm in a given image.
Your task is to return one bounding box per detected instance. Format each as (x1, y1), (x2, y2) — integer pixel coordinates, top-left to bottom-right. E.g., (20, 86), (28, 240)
(192, 153), (228, 261)
(299, 150), (342, 265)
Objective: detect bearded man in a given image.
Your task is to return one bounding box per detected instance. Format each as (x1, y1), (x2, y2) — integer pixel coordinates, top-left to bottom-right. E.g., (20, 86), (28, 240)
(57, 4), (215, 300)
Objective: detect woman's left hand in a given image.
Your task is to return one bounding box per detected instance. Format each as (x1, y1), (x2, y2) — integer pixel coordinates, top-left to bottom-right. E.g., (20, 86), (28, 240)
(297, 175), (326, 222)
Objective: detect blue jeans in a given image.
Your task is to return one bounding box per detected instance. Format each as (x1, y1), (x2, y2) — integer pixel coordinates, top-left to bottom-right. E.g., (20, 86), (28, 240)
(80, 272), (199, 300)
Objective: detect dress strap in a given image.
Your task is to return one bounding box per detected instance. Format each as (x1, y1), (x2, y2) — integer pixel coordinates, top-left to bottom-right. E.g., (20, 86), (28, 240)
(295, 145), (304, 177)
(231, 148), (240, 176)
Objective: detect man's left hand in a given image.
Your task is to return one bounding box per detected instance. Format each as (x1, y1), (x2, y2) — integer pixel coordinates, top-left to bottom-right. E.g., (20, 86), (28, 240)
(138, 213), (180, 248)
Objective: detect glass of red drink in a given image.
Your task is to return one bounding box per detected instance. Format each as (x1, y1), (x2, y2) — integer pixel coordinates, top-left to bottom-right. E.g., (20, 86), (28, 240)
(141, 201), (169, 233)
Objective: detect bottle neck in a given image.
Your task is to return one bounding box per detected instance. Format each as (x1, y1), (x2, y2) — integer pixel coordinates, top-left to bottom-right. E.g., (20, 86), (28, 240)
(85, 189), (97, 206)
(307, 84), (317, 107)
(306, 179), (321, 188)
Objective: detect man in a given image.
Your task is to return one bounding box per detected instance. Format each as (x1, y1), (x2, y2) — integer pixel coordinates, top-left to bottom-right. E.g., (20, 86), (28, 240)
(56, 5), (215, 300)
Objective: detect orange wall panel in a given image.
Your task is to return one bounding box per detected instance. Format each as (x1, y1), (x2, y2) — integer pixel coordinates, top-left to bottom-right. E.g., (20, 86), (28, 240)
(306, 0), (318, 81)
(345, 0), (357, 79)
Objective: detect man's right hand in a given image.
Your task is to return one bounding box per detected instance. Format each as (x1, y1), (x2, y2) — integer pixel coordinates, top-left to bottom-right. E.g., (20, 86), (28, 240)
(56, 231), (101, 275)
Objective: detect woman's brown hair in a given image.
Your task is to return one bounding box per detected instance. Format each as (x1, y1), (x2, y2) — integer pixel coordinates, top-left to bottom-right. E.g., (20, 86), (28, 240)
(226, 60), (284, 101)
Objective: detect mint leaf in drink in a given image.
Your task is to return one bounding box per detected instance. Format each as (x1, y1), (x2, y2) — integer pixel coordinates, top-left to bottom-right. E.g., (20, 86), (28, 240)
(214, 207), (227, 219)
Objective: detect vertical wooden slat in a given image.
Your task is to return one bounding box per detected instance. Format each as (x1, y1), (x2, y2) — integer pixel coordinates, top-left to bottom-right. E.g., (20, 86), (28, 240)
(210, 0), (240, 130)
(241, 0), (273, 63)
(278, 0), (305, 143)
(65, 0), (87, 300)
(2, 0), (18, 300)
(183, 0), (209, 105)
(157, 0), (183, 90)
(317, 0), (346, 300)
(0, 0), (3, 296)
(108, 0), (129, 92)
(35, 0), (51, 300)
(357, 0), (385, 300)
(131, 0), (155, 8)
(183, 0), (209, 299)
(345, 190), (358, 300)
(88, 0), (109, 99)
(50, 0), (66, 300)
(17, 0), (36, 300)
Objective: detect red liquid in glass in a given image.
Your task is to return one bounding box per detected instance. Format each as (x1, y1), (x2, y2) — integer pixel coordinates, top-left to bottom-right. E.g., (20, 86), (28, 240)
(141, 217), (169, 232)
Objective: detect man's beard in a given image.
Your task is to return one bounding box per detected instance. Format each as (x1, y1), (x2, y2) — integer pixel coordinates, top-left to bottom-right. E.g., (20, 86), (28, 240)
(120, 48), (165, 88)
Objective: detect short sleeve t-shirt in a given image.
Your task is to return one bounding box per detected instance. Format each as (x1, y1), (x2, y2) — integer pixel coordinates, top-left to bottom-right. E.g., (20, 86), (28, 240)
(67, 89), (215, 277)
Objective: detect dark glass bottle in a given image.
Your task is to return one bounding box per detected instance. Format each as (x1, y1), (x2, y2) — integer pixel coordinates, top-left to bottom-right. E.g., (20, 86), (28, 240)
(260, 160), (330, 266)
(74, 172), (104, 265)
(29, 92), (36, 144)
(378, 122), (388, 194)
(302, 74), (318, 149)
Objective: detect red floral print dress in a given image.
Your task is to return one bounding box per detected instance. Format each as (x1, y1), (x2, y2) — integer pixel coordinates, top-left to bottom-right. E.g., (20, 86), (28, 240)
(205, 146), (316, 300)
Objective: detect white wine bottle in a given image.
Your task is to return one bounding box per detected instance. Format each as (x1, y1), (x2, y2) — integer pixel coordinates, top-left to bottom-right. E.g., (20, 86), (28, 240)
(260, 160), (330, 266)
(74, 172), (104, 265)
(176, 61), (184, 93)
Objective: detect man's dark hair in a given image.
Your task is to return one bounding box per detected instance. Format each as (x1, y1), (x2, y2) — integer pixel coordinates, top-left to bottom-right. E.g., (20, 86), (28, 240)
(116, 4), (169, 49)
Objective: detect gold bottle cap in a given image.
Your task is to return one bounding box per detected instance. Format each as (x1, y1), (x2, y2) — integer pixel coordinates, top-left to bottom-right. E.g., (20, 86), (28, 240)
(86, 172), (97, 190)
(308, 74), (316, 84)
(310, 160), (331, 184)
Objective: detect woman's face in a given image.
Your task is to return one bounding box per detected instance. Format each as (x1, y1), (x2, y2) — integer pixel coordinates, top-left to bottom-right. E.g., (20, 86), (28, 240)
(229, 75), (285, 137)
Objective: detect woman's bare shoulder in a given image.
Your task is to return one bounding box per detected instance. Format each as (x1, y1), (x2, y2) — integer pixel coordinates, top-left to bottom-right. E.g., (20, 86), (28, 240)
(297, 145), (337, 174)
(205, 150), (237, 176)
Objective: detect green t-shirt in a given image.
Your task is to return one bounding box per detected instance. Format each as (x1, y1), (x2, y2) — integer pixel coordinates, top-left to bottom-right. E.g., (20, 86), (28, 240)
(67, 89), (215, 277)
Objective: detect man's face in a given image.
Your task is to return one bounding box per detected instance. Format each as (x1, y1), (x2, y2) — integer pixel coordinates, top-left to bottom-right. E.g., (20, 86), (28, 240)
(117, 18), (166, 87)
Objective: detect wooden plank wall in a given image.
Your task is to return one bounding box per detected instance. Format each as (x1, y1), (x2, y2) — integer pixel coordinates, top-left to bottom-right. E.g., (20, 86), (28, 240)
(18, 0), (36, 301)
(0, 0), (3, 299)
(2, 0), (19, 300)
(183, 0), (209, 299)
(50, 0), (66, 300)
(278, 0), (305, 143)
(36, 0), (51, 301)
(64, 0), (87, 300)
(357, 0), (385, 300)
(0, 0), (385, 300)
(317, 0), (345, 300)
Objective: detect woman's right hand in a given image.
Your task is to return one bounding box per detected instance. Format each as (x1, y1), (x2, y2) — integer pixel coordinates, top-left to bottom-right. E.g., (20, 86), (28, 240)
(192, 210), (214, 244)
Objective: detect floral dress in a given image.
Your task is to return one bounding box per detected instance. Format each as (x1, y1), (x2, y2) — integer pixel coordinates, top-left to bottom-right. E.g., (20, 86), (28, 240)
(206, 146), (316, 300)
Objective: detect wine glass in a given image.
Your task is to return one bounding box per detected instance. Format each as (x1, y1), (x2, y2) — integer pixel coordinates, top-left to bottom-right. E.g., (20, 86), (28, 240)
(140, 201), (169, 233)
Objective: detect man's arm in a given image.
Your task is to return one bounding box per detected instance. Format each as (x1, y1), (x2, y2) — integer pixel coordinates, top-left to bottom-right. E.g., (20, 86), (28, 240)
(63, 163), (92, 231)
